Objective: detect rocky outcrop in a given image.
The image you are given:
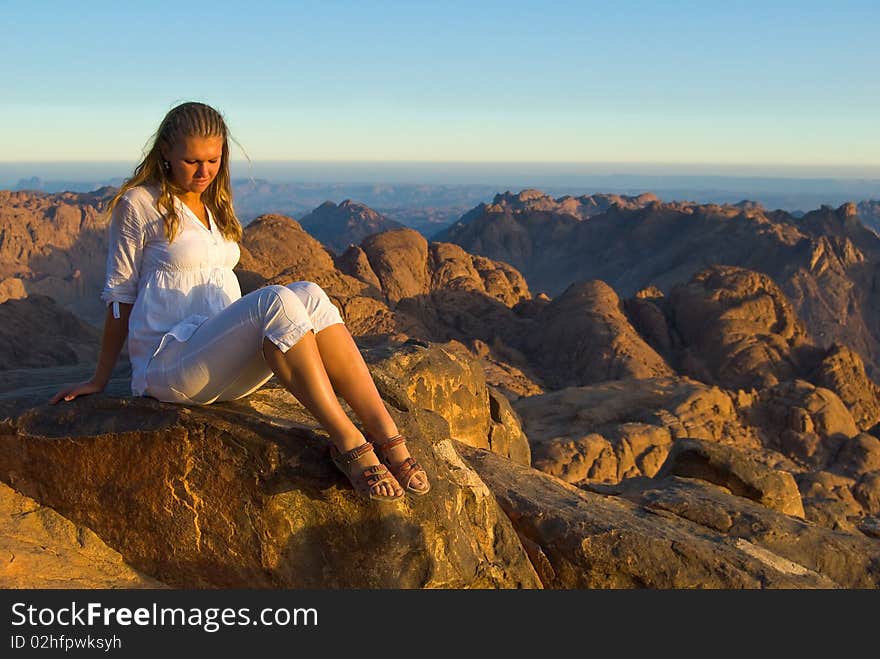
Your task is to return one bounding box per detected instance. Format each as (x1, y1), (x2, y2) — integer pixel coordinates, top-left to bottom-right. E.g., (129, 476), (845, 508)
(514, 377), (764, 485)
(654, 438), (805, 518)
(523, 280), (673, 388)
(809, 343), (880, 431)
(745, 379), (859, 469)
(358, 229), (431, 304)
(0, 338), (544, 588)
(608, 474), (880, 588)
(0, 391), (540, 589)
(460, 444), (880, 588)
(0, 277), (27, 304)
(236, 213), (337, 284)
(668, 266), (815, 389)
(335, 245), (382, 292)
(359, 341), (530, 465)
(514, 371), (880, 535)
(299, 200), (404, 255)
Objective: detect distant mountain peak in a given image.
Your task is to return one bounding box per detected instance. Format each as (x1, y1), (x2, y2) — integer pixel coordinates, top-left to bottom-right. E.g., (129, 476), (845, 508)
(298, 199), (404, 255)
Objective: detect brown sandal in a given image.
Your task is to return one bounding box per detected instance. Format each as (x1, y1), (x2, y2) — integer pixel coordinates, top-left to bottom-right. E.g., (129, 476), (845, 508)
(330, 442), (404, 502)
(370, 433), (431, 496)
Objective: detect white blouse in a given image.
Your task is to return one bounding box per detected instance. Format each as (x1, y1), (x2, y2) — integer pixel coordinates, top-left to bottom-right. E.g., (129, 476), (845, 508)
(101, 185), (242, 396)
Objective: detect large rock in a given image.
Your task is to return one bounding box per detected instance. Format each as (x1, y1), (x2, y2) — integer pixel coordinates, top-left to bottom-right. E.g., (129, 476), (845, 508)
(624, 286), (676, 360)
(459, 444), (865, 588)
(359, 341), (530, 465)
(360, 229), (431, 304)
(654, 438), (805, 518)
(236, 213), (337, 284)
(0, 482), (164, 589)
(609, 474), (880, 588)
(336, 245), (383, 292)
(0, 394), (540, 589)
(429, 242), (530, 307)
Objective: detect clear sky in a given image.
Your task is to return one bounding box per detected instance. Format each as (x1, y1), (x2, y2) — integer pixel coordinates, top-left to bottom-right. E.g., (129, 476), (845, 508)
(2, 0), (878, 173)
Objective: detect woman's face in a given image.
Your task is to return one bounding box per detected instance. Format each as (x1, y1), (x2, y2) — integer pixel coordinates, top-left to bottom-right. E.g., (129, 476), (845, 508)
(164, 135), (224, 196)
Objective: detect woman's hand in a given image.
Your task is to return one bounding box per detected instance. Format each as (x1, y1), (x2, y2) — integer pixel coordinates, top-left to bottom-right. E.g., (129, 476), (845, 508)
(50, 380), (104, 405)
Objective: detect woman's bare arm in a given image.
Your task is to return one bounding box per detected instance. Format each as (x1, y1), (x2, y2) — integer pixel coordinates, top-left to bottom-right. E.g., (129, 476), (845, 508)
(50, 302), (132, 403)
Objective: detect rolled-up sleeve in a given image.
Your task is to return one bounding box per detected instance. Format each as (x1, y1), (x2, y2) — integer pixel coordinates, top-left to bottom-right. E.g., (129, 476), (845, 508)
(101, 197), (144, 307)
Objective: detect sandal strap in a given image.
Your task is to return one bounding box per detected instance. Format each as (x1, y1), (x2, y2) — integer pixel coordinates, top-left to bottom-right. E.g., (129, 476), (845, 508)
(373, 433), (407, 451)
(361, 464), (393, 488)
(332, 441), (375, 466)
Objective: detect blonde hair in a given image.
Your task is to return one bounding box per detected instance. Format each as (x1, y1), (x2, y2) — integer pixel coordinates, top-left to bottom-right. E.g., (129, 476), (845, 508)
(108, 101), (242, 243)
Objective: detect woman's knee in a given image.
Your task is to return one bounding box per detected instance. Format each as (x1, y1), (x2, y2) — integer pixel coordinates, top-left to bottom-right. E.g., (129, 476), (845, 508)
(260, 284), (313, 326)
(285, 281), (344, 331)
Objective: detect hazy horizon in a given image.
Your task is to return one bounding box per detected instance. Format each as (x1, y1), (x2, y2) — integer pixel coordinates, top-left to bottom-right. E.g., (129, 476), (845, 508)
(3, 160), (879, 216)
(2, 160), (879, 186)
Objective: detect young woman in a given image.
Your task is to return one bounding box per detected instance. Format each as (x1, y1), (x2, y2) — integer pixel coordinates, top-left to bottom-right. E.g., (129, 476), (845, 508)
(51, 101), (429, 502)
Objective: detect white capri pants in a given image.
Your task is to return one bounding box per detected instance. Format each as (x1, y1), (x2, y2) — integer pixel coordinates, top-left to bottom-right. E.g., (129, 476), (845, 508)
(144, 281), (344, 405)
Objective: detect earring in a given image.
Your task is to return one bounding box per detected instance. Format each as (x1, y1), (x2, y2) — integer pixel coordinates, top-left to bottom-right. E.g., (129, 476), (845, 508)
(162, 159), (171, 172)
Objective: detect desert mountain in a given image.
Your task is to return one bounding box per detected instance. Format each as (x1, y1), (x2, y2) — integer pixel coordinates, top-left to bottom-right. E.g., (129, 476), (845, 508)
(0, 188), (113, 323)
(446, 189), (658, 227)
(298, 200), (404, 255)
(440, 190), (880, 377)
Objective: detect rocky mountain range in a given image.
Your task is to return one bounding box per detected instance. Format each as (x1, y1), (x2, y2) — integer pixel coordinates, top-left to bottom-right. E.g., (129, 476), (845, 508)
(2, 187), (880, 588)
(436, 189), (880, 380)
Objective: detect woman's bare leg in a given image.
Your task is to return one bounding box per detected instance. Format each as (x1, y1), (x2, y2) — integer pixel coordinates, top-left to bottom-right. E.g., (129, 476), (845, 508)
(314, 324), (429, 491)
(262, 332), (402, 498)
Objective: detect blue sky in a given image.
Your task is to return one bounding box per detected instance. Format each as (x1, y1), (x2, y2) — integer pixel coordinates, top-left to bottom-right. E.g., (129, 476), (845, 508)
(2, 0), (878, 172)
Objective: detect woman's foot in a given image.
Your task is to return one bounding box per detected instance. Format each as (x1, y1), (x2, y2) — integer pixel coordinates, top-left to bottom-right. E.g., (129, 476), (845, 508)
(331, 441), (404, 501)
(369, 433), (431, 495)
